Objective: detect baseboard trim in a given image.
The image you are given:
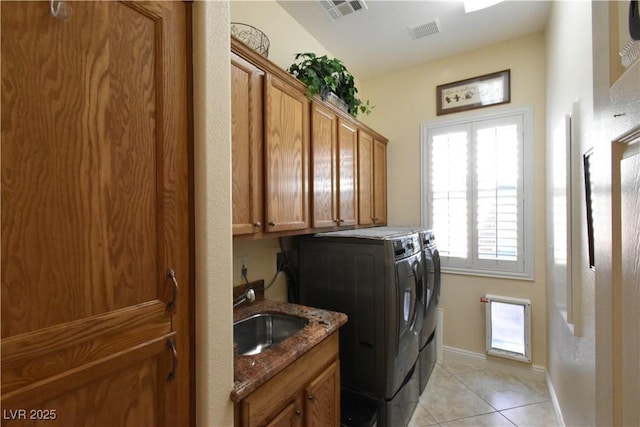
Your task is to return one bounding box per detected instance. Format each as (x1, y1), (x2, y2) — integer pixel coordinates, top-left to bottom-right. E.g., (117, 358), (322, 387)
(442, 345), (546, 381)
(545, 370), (566, 427)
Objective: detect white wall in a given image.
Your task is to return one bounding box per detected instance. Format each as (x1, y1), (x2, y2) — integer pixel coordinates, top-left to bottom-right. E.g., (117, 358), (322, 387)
(193, 2), (234, 426)
(360, 34), (548, 369)
(544, 2), (596, 426)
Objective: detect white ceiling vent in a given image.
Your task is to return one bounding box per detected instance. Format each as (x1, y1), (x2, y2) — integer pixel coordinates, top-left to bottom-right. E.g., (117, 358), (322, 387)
(319, 0), (368, 20)
(408, 18), (441, 40)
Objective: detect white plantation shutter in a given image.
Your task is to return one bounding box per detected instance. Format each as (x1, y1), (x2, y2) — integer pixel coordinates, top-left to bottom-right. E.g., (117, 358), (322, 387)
(430, 128), (469, 265)
(422, 108), (533, 279)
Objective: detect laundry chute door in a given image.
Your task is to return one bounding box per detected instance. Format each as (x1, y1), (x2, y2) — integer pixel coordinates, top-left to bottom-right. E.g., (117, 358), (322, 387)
(1, 2), (191, 426)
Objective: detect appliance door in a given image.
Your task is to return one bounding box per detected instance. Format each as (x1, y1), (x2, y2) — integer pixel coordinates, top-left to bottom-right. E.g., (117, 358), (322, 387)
(389, 251), (424, 400)
(395, 252), (425, 350)
(422, 245), (442, 345)
(431, 246), (441, 306)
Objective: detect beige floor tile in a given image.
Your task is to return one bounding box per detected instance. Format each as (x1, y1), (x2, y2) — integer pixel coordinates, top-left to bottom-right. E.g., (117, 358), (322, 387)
(439, 359), (484, 375)
(419, 374), (495, 423)
(431, 362), (451, 378)
(500, 401), (561, 427)
(454, 369), (548, 411)
(440, 412), (517, 427)
(512, 374), (550, 398)
(408, 402), (439, 427)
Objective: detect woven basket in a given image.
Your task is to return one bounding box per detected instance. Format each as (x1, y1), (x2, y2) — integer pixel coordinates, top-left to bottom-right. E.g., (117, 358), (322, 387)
(231, 23), (270, 57)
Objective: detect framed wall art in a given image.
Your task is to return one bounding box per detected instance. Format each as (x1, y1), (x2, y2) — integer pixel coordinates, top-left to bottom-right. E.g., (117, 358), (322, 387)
(436, 69), (511, 115)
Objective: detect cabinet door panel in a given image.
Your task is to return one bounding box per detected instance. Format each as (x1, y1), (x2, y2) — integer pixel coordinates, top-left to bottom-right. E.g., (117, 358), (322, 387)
(265, 399), (303, 427)
(264, 74), (310, 232)
(358, 131), (374, 225)
(1, 2), (190, 425)
(311, 103), (338, 228)
(305, 360), (340, 427)
(231, 53), (264, 235)
(373, 138), (388, 225)
(338, 120), (358, 226)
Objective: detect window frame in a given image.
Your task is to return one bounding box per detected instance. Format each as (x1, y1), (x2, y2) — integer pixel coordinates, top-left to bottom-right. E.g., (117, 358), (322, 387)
(421, 106), (535, 280)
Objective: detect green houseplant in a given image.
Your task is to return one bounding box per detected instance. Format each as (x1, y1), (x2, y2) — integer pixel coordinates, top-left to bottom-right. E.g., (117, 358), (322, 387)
(287, 52), (373, 117)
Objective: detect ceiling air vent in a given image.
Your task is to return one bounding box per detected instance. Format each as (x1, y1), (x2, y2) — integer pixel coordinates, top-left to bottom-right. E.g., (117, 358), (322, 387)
(408, 18), (441, 40)
(319, 0), (368, 20)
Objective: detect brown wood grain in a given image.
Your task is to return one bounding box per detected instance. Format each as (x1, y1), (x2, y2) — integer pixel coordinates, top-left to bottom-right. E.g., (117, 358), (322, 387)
(310, 103), (338, 228)
(264, 74), (310, 232)
(357, 131), (374, 225)
(337, 120), (358, 226)
(304, 360), (340, 427)
(232, 53), (264, 236)
(239, 333), (339, 427)
(373, 138), (388, 225)
(1, 1), (191, 425)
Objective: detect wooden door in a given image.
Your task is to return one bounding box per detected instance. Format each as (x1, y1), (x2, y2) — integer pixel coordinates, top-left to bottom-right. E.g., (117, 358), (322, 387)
(264, 73), (309, 233)
(265, 400), (303, 427)
(337, 120), (358, 226)
(231, 52), (264, 236)
(620, 139), (640, 426)
(358, 130), (374, 225)
(373, 138), (388, 225)
(1, 2), (191, 426)
(304, 360), (340, 427)
(310, 103), (338, 229)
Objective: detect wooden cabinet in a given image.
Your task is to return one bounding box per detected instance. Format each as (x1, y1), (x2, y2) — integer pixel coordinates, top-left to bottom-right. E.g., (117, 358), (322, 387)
(236, 333), (340, 427)
(304, 361), (340, 427)
(1, 2), (192, 426)
(310, 103), (358, 228)
(337, 120), (359, 226)
(231, 53), (264, 236)
(231, 36), (387, 238)
(358, 130), (388, 225)
(264, 73), (310, 233)
(373, 137), (388, 225)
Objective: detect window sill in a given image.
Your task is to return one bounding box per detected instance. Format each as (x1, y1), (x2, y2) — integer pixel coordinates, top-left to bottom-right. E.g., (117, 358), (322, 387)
(441, 266), (534, 282)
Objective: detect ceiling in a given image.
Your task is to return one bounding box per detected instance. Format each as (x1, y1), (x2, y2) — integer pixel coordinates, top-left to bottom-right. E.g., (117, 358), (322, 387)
(277, 0), (552, 80)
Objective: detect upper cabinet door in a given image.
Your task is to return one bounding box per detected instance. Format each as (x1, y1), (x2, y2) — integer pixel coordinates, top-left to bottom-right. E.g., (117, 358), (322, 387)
(337, 120), (358, 226)
(310, 102), (339, 228)
(264, 73), (310, 232)
(1, 2), (191, 425)
(358, 131), (387, 226)
(231, 53), (264, 235)
(358, 130), (375, 225)
(373, 138), (388, 225)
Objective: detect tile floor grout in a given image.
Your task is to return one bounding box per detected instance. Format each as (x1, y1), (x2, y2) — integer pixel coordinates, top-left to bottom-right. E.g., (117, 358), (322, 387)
(409, 360), (560, 427)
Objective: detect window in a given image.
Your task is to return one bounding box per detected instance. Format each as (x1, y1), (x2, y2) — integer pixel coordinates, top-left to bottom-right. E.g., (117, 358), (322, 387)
(421, 107), (534, 279)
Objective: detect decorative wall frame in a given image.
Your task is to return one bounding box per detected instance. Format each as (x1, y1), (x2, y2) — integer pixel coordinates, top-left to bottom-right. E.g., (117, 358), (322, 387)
(436, 69), (510, 115)
(583, 148), (595, 269)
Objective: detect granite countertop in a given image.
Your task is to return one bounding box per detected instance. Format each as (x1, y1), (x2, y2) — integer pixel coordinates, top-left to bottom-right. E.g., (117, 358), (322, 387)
(230, 299), (348, 402)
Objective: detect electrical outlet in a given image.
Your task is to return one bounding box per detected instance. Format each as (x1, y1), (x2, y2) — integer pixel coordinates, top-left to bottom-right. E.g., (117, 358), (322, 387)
(238, 256), (249, 280)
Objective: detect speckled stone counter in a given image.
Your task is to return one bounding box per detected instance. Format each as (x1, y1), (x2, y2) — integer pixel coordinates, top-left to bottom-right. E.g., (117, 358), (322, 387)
(230, 299), (347, 402)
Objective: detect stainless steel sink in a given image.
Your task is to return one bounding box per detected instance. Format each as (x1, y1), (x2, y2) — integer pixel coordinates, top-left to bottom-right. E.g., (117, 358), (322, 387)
(234, 313), (309, 356)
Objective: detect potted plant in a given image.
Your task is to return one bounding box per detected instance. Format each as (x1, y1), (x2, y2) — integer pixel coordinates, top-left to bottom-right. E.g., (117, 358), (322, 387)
(287, 52), (374, 117)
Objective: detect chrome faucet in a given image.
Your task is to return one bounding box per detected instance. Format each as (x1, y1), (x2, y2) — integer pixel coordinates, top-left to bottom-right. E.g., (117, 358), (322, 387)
(233, 288), (256, 307)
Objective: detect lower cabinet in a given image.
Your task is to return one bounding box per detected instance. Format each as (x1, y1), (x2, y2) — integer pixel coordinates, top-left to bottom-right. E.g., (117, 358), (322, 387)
(236, 333), (340, 427)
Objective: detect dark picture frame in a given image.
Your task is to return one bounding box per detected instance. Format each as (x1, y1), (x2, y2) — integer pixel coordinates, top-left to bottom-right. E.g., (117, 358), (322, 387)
(436, 69), (511, 115)
(583, 148), (595, 269)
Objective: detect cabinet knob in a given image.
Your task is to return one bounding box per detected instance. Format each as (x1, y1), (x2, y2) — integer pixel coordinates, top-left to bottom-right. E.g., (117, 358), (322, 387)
(253, 221), (261, 227)
(268, 221), (276, 227)
(308, 395), (314, 401)
(295, 409), (302, 416)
